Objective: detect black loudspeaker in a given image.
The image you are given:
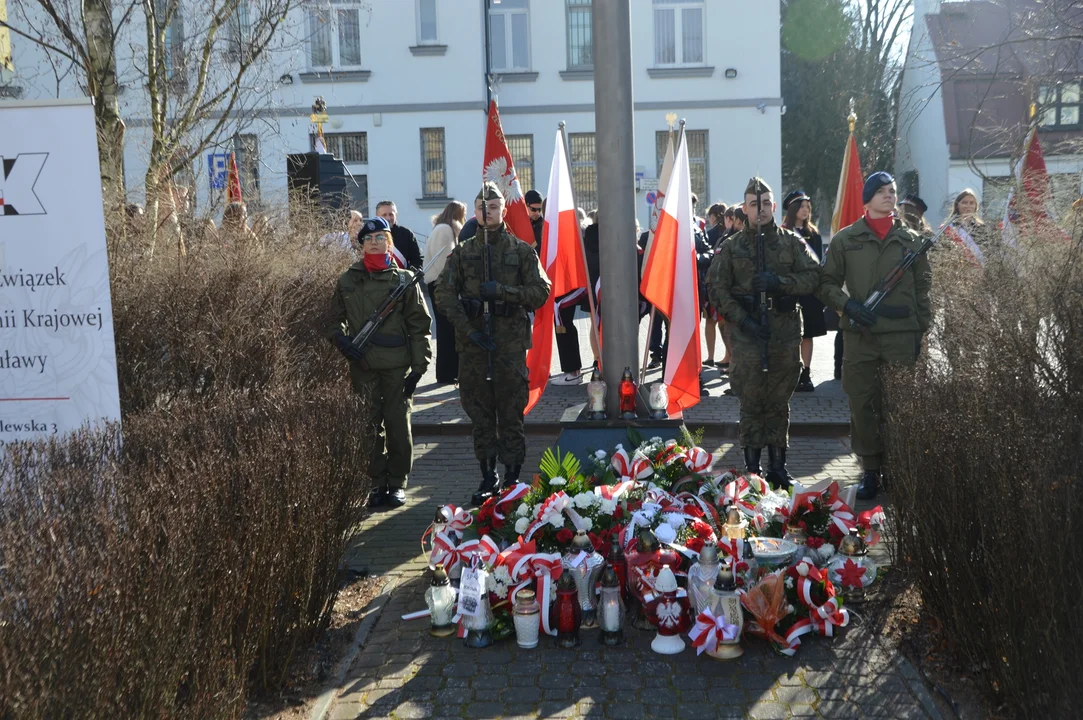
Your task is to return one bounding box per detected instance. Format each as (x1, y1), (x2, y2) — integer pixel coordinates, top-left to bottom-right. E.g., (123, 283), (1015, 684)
(287, 152), (351, 210)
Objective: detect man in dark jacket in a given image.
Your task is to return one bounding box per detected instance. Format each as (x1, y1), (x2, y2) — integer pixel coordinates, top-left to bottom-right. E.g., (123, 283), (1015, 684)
(525, 190), (544, 246)
(376, 200), (423, 269)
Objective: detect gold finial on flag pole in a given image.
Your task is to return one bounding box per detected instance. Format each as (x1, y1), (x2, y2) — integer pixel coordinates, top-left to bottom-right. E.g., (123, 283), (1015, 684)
(665, 112), (678, 130)
(847, 98), (857, 134)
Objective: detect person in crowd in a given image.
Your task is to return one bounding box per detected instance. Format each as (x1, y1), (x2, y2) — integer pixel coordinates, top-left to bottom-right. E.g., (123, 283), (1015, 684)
(781, 190), (826, 392)
(899, 195), (932, 235)
(817, 172), (931, 500)
(434, 183), (552, 506)
(326, 216), (432, 509)
(949, 188), (994, 244)
(221, 201), (259, 246)
(321, 210), (364, 251)
(426, 200), (467, 384)
(708, 178), (820, 489)
(525, 190), (544, 246)
(703, 202), (729, 370)
(376, 200), (423, 269)
(706, 203), (728, 246)
(577, 207), (590, 232)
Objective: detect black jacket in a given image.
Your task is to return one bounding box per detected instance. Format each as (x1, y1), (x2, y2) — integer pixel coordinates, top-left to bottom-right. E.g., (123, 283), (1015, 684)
(392, 224), (423, 269)
(792, 225), (824, 264)
(458, 217), (479, 244)
(530, 216), (543, 247)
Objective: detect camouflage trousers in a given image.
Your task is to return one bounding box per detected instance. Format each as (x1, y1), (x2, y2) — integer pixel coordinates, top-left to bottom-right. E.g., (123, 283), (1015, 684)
(458, 349), (530, 465)
(352, 367), (413, 489)
(729, 317), (802, 448)
(842, 329), (918, 470)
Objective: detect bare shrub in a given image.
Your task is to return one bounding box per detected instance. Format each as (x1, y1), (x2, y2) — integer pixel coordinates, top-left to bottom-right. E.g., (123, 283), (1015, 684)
(884, 224), (1083, 716)
(0, 385), (372, 719)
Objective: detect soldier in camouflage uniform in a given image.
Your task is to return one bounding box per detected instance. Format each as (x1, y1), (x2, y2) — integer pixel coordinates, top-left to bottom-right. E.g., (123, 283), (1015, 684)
(817, 172), (932, 500)
(327, 217), (432, 509)
(434, 183), (552, 505)
(708, 178), (821, 488)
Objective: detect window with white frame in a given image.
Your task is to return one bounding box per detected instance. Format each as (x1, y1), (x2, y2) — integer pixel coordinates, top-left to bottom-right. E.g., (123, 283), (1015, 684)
(417, 0), (438, 45)
(307, 0), (364, 69)
(155, 0), (186, 78)
(226, 1), (251, 61)
(489, 0), (530, 72)
(420, 128), (447, 198)
(652, 0), (705, 67)
(566, 0), (592, 70)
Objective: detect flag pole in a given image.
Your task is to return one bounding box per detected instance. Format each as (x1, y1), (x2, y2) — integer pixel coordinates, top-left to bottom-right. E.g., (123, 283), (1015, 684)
(639, 119), (685, 387)
(559, 121), (603, 373)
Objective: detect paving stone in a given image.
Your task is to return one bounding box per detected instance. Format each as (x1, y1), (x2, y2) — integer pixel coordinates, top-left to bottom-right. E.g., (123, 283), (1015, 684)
(441, 662), (478, 677)
(789, 703), (818, 717)
(676, 703), (720, 720)
(463, 701), (504, 718)
(435, 687), (473, 704)
(605, 703), (648, 720)
(815, 700), (865, 719)
(774, 685), (818, 704)
(391, 701), (434, 719)
(536, 701), (578, 717)
(747, 703), (788, 720)
(502, 686), (543, 703)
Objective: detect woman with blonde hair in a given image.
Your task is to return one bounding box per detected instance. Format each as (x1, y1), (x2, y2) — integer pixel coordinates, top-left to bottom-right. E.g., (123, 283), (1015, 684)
(427, 200), (467, 384)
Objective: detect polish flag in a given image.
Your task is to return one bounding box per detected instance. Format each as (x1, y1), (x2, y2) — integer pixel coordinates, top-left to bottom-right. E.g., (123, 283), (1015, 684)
(943, 224), (986, 267)
(1002, 126), (1066, 247)
(639, 133), (701, 414)
(482, 100), (534, 248)
(831, 133), (864, 234)
(226, 151), (243, 204)
(525, 130), (590, 414)
(641, 130), (676, 270)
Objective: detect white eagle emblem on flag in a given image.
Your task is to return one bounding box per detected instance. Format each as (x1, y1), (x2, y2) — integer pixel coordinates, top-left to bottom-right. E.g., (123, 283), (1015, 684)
(656, 599), (683, 629)
(483, 157), (524, 205)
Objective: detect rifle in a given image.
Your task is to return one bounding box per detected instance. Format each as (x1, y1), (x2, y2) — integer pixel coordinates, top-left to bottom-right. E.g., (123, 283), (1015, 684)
(350, 255), (439, 355)
(480, 205), (495, 382)
(754, 186), (769, 373)
(848, 215), (955, 332)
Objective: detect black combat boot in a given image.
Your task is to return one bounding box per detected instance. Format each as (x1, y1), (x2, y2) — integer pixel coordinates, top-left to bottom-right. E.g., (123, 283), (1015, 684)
(796, 366), (814, 392)
(500, 464), (522, 492)
(765, 446), (794, 490)
(743, 447), (763, 477)
(471, 458), (500, 506)
(856, 469), (880, 500)
(368, 484), (389, 508)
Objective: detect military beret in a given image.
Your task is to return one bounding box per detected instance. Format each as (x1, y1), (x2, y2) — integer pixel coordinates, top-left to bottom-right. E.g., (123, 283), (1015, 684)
(359, 216), (391, 237)
(477, 182), (504, 202)
(899, 195), (928, 214)
(744, 177), (773, 197)
(782, 190), (810, 211)
(862, 171), (895, 205)
(524, 189), (543, 205)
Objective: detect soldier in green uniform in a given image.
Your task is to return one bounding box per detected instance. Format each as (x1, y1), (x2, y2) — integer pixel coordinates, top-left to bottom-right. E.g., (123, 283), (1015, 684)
(708, 178), (821, 488)
(817, 172), (932, 499)
(434, 183), (552, 506)
(327, 217), (432, 508)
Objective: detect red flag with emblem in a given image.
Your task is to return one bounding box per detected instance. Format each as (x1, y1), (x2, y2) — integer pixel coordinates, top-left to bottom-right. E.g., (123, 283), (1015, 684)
(226, 151), (243, 204)
(482, 100), (534, 247)
(831, 134), (863, 234)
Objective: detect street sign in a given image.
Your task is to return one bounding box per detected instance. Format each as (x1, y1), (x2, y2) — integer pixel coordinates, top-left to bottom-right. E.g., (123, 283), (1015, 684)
(645, 191), (658, 205)
(208, 153), (228, 190)
(640, 178), (660, 192)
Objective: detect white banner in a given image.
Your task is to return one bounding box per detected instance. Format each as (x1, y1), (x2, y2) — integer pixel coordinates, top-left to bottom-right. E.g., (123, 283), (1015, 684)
(0, 98), (121, 445)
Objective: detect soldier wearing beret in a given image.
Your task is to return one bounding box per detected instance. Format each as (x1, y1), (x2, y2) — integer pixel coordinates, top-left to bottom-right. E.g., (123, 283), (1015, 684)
(817, 172), (932, 499)
(434, 183), (552, 505)
(708, 178), (821, 488)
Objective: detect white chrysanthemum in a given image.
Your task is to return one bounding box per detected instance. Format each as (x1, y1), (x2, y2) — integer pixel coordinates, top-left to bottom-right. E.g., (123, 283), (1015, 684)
(650, 436), (664, 445)
(664, 513), (686, 530)
(599, 499), (618, 515)
(548, 513), (566, 528)
(549, 477), (567, 487)
(581, 517), (594, 532)
(516, 503), (530, 517)
(486, 565), (513, 599)
(515, 517), (530, 534)
(572, 492), (594, 509)
(654, 524), (677, 544)
(785, 576), (795, 589)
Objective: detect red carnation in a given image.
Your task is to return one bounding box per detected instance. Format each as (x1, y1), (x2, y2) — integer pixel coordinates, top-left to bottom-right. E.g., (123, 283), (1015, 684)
(683, 504), (705, 518)
(612, 506), (625, 520)
(556, 528), (575, 545)
(686, 538), (705, 553)
(693, 521), (713, 539)
(806, 536), (825, 549)
(589, 532), (605, 552)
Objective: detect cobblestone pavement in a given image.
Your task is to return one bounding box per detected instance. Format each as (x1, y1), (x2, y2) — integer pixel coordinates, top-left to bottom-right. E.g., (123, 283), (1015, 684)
(412, 313), (851, 430)
(330, 434), (937, 720)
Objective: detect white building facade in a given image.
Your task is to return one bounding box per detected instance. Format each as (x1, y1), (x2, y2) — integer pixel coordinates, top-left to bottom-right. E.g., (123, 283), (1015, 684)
(5, 0), (783, 240)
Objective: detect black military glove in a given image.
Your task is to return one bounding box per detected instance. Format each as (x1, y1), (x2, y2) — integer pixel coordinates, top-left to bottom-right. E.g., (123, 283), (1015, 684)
(752, 271), (782, 293)
(468, 330), (498, 351)
(332, 331), (365, 362)
(403, 371), (422, 398)
(739, 316), (771, 342)
(479, 281), (503, 300)
(873, 304), (911, 320)
(844, 299), (878, 328)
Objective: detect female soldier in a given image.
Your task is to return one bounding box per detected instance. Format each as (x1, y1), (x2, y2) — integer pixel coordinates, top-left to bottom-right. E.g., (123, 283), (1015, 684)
(327, 217), (432, 509)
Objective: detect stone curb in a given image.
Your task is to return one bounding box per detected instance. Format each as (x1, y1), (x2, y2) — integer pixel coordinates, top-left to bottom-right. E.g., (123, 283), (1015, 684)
(893, 653), (945, 720)
(310, 576), (400, 720)
(412, 421), (850, 437)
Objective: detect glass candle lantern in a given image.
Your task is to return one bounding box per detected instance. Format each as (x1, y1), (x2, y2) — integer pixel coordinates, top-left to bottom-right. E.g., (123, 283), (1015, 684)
(723, 505), (749, 543)
(619, 366), (637, 419)
(551, 571), (582, 648)
(586, 368), (608, 420)
(424, 564), (457, 637)
(562, 530), (606, 629)
(686, 542), (721, 616)
(607, 536), (629, 602)
(827, 527), (878, 602)
(707, 566), (745, 659)
(597, 567), (625, 646)
(512, 588), (542, 649)
(648, 565), (689, 655)
(648, 382), (669, 419)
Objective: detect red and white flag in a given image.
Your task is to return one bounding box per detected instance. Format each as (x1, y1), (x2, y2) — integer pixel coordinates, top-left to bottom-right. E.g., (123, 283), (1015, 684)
(226, 151), (243, 204)
(482, 100), (534, 248)
(641, 130), (676, 273)
(943, 224), (986, 267)
(525, 130), (590, 414)
(1002, 126), (1064, 247)
(639, 133), (701, 415)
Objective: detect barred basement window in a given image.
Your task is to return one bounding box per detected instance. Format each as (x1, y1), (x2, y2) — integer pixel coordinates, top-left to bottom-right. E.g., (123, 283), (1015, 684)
(655, 128), (708, 202)
(568, 132), (597, 212)
(420, 127), (447, 198)
(506, 134), (534, 194)
(316, 132), (369, 164)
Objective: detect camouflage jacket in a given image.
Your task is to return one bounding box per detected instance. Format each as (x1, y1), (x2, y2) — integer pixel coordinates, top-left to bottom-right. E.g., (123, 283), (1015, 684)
(707, 222), (821, 325)
(817, 217), (932, 334)
(433, 223), (551, 353)
(327, 263), (432, 373)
